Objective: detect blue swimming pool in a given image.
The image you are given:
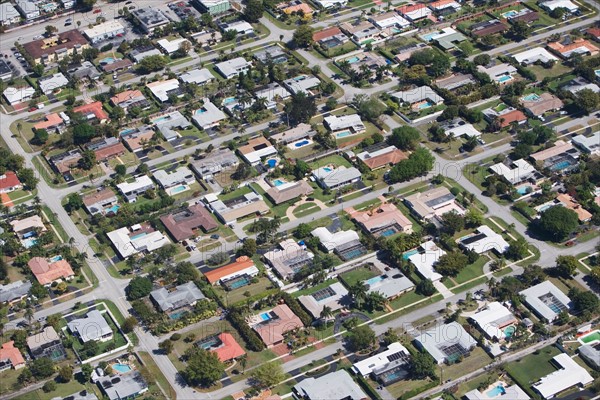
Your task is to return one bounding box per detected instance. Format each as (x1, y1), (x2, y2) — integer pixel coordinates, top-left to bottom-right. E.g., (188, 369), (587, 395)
(497, 75), (513, 83)
(346, 56), (360, 63)
(522, 93), (541, 102)
(550, 160), (573, 171)
(49, 255), (63, 262)
(23, 238), (38, 248)
(169, 311), (186, 320)
(273, 179), (286, 186)
(336, 131), (352, 138)
(538, 204), (554, 213)
(293, 75), (306, 82)
(223, 97), (237, 105)
(380, 228), (396, 237)
(503, 325), (516, 339)
(402, 248), (419, 260)
(112, 363), (132, 373)
(171, 185), (188, 194)
(228, 276), (251, 289)
(516, 186), (531, 195)
(323, 167), (333, 172)
(120, 128), (136, 136)
(100, 57), (116, 65)
(130, 232), (147, 240)
(260, 312), (272, 321)
(23, 231), (37, 239)
(502, 10), (518, 18)
(105, 204), (120, 214)
(486, 385), (506, 398)
(421, 32), (439, 42)
(366, 275), (384, 286)
(418, 101), (434, 110)
(295, 140), (310, 147)
(195, 108), (207, 115)
(267, 159), (277, 168)
(595, 69), (600, 78)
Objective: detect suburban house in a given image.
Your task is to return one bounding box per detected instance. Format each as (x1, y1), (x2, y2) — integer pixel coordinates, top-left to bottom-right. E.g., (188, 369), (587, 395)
(204, 256), (259, 286)
(408, 240), (446, 282)
(10, 215), (47, 240)
(404, 186), (465, 220)
(513, 47), (559, 65)
(97, 371), (148, 400)
(440, 119), (482, 139)
(270, 123), (314, 144)
(219, 20), (254, 35)
(465, 383), (529, 400)
(429, 0), (461, 14)
(352, 342), (412, 386)
(489, 158), (542, 186)
(249, 304), (304, 347)
(548, 38), (599, 58)
(130, 47), (162, 63)
(254, 83), (291, 109)
(28, 256), (75, 286)
(196, 333), (245, 363)
(539, 0), (579, 13)
(530, 140), (580, 173)
(414, 321), (477, 364)
(131, 7), (170, 33)
(156, 37), (191, 55)
(283, 74), (322, 96)
(0, 341), (25, 372)
(579, 344), (600, 370)
(33, 112), (68, 132)
(314, 0), (347, 8)
(519, 281), (572, 322)
(391, 86), (444, 110)
(266, 180), (314, 205)
(458, 225), (510, 255)
(180, 68), (215, 85)
(3, 86), (35, 105)
(83, 20), (125, 44)
(312, 26), (349, 47)
(160, 205), (219, 242)
(340, 21), (384, 47)
(393, 43), (428, 63)
(533, 353), (593, 399)
(397, 3), (432, 21)
(293, 370), (367, 400)
(106, 223), (170, 259)
(150, 282), (206, 313)
(323, 114), (366, 136)
(434, 73), (476, 90)
(215, 57), (251, 79)
(366, 272), (415, 299)
(562, 76), (600, 94)
(189, 148), (239, 179)
(356, 145), (407, 170)
(38, 72), (69, 96)
(152, 167), (196, 192)
(120, 127), (155, 152)
(26, 326), (66, 361)
(205, 192), (269, 224)
(195, 0), (231, 14)
(586, 27), (600, 41)
(147, 79), (184, 103)
(153, 111), (191, 141)
(348, 202), (413, 236)
(0, 171), (22, 193)
(0, 281), (32, 305)
(369, 11), (410, 30)
(116, 175), (155, 203)
(73, 102), (109, 124)
(424, 28), (467, 50)
(572, 132), (600, 156)
(87, 137), (126, 162)
(555, 193), (592, 222)
(23, 30), (90, 63)
(68, 62), (101, 81)
(100, 58), (133, 73)
(471, 19), (508, 37)
(237, 136), (278, 166)
(482, 105), (527, 128)
(192, 99), (228, 130)
(508, 9), (539, 23)
(110, 90), (150, 113)
(264, 239), (315, 280)
(312, 165), (362, 190)
(67, 310), (113, 343)
(299, 282), (349, 319)
(310, 227), (366, 260)
(520, 92), (564, 117)
(477, 63), (518, 84)
(469, 302), (518, 341)
(253, 45), (288, 64)
(0, 3), (21, 25)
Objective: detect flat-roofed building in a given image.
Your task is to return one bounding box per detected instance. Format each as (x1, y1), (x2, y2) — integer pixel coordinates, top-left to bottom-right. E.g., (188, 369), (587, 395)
(215, 57), (251, 79)
(0, 3), (21, 25)
(207, 192), (269, 224)
(191, 99), (227, 130)
(106, 223), (170, 259)
(97, 371), (148, 400)
(68, 310), (113, 343)
(579, 343), (600, 370)
(147, 79), (184, 103)
(312, 165), (362, 190)
(83, 20), (125, 44)
(519, 281), (572, 322)
(264, 239), (314, 280)
(195, 0), (230, 14)
(153, 110), (191, 141)
(513, 47), (558, 65)
(440, 118), (482, 139)
(572, 132), (600, 156)
(458, 225), (509, 255)
(180, 68), (214, 85)
(254, 83), (291, 109)
(23, 30), (89, 63)
(414, 321), (477, 364)
(469, 302), (518, 341)
(132, 7), (170, 33)
(153, 167), (195, 191)
(160, 205), (218, 242)
(324, 114), (366, 135)
(490, 159), (541, 185)
(465, 383), (530, 400)
(283, 74), (321, 96)
(299, 281), (348, 319)
(220, 20), (254, 35)
(477, 63), (518, 84)
(156, 37), (191, 55)
(237, 136), (278, 165)
(369, 11), (410, 29)
(150, 282), (205, 312)
(352, 342), (411, 385)
(366, 272), (415, 299)
(539, 0), (579, 13)
(397, 3), (431, 21)
(293, 370), (367, 399)
(204, 256), (259, 285)
(190, 148), (239, 179)
(310, 227), (366, 260)
(404, 186), (465, 220)
(408, 240), (446, 282)
(116, 175), (155, 203)
(533, 353), (593, 399)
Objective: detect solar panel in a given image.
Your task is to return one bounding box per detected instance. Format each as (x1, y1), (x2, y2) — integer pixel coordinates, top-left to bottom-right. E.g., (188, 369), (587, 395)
(439, 343), (469, 359)
(387, 351), (411, 363)
(312, 287), (336, 301)
(424, 193), (455, 208)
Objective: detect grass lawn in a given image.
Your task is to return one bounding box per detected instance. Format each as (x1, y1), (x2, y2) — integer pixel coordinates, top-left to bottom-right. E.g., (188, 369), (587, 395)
(446, 256), (489, 287)
(138, 351), (177, 400)
(528, 62), (573, 81)
(214, 276), (277, 307)
(339, 267), (378, 287)
(293, 202), (321, 218)
(14, 381), (99, 400)
(291, 279), (339, 298)
(218, 185), (253, 201)
(354, 198), (382, 210)
(42, 205), (69, 243)
(505, 346), (562, 397)
(443, 347), (493, 381)
(308, 154), (351, 169)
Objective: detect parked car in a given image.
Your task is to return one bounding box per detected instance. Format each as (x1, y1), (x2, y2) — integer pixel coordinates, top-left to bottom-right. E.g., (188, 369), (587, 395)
(93, 8), (101, 13)
(210, 234), (220, 239)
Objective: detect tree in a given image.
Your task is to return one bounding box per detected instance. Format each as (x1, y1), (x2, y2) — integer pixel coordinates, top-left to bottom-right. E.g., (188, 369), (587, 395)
(64, 193), (83, 213)
(320, 305), (333, 323)
(411, 351), (436, 379)
(109, 105), (125, 121)
(457, 41), (474, 56)
(78, 150), (96, 171)
(73, 123), (96, 144)
(435, 252), (468, 277)
(473, 54), (491, 66)
(389, 126), (421, 151)
(441, 212), (465, 234)
(382, 327), (400, 346)
(208, 252), (229, 265)
(538, 206), (579, 241)
(325, 97), (337, 111)
(465, 208), (484, 227)
(232, 162), (253, 180)
(32, 129), (49, 145)
(387, 148), (434, 183)
(521, 264), (545, 286)
(58, 365), (73, 383)
(569, 288), (599, 316)
(505, 238), (529, 260)
(349, 282), (368, 309)
(292, 25), (314, 48)
(574, 88), (600, 114)
(347, 325), (376, 351)
(125, 276), (153, 300)
(353, 94), (386, 121)
(556, 310), (570, 325)
(239, 238), (257, 257)
(294, 223), (312, 238)
(555, 255), (578, 278)
(82, 340), (98, 358)
(250, 362), (286, 389)
(18, 168), (38, 190)
(509, 20), (531, 40)
(294, 160), (311, 179)
(45, 25), (58, 35)
(244, 0), (263, 22)
(81, 364), (93, 382)
(121, 316), (138, 334)
(29, 357), (54, 379)
(159, 339), (174, 354)
(42, 381), (56, 393)
(285, 92), (317, 126)
(182, 348), (224, 387)
(115, 164), (126, 176)
(416, 279), (436, 296)
(135, 55), (168, 74)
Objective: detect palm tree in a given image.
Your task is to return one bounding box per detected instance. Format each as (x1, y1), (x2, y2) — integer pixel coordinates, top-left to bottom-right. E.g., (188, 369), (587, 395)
(365, 291), (387, 311)
(349, 282), (368, 309)
(239, 353), (248, 373)
(24, 307), (34, 323)
(320, 305), (333, 323)
(490, 257), (506, 271)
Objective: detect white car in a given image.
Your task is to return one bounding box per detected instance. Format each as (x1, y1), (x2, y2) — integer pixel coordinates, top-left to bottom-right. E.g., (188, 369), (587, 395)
(33, 35), (44, 40)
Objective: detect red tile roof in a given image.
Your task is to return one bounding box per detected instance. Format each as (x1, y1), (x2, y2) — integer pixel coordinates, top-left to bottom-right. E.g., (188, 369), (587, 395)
(398, 3), (427, 13)
(360, 148), (407, 170)
(94, 142), (126, 161)
(313, 26), (342, 42)
(212, 333), (246, 362)
(498, 110), (527, 127)
(73, 101), (109, 121)
(587, 27), (600, 38)
(28, 257), (75, 285)
(0, 341), (25, 369)
(33, 113), (63, 130)
(204, 256), (256, 284)
(0, 171), (21, 191)
(253, 304), (304, 346)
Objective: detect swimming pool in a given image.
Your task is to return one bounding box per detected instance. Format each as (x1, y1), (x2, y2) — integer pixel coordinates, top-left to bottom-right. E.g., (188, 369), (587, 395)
(486, 384), (506, 398)
(49, 255), (63, 263)
(537, 204), (554, 213)
(366, 275), (384, 286)
(322, 167), (333, 172)
(516, 186), (531, 195)
(501, 10), (518, 18)
(293, 75), (307, 82)
(346, 56), (360, 64)
(402, 248), (419, 260)
(152, 115), (170, 123)
(260, 312), (272, 321)
(417, 101), (434, 110)
(100, 57), (116, 65)
(23, 231), (37, 239)
(580, 330), (600, 344)
(343, 248), (366, 259)
(226, 276), (251, 289)
(295, 140), (309, 147)
(273, 179), (286, 186)
(420, 31), (440, 42)
(195, 108), (207, 115)
(120, 128), (136, 136)
(105, 204), (120, 214)
(223, 97), (237, 105)
(336, 130), (352, 138)
(169, 311), (186, 320)
(503, 325), (516, 339)
(267, 159), (277, 168)
(197, 336), (220, 349)
(550, 160), (573, 171)
(171, 185), (188, 194)
(522, 93), (541, 102)
(595, 69), (600, 78)
(112, 363), (132, 374)
(23, 238), (38, 248)
(497, 75), (513, 83)
(130, 232), (147, 241)
(380, 228), (396, 237)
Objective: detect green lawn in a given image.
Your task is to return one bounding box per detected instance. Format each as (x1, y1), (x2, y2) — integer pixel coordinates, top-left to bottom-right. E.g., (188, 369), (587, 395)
(309, 154), (352, 169)
(293, 202), (321, 218)
(218, 186), (253, 201)
(505, 346), (562, 397)
(447, 256), (489, 287)
(214, 276), (277, 307)
(339, 267), (377, 287)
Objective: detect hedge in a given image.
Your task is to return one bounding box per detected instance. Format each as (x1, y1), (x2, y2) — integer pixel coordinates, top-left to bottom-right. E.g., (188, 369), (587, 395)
(227, 310), (266, 352)
(280, 292), (313, 326)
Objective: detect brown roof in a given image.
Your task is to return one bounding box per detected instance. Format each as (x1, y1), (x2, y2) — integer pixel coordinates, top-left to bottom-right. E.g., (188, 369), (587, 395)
(398, 3), (427, 13)
(587, 27), (600, 39)
(265, 180), (313, 204)
(82, 188), (117, 207)
(212, 333), (246, 362)
(473, 21), (508, 36)
(360, 148), (407, 170)
(521, 92), (564, 116)
(33, 113), (63, 130)
(547, 38), (599, 57)
(238, 136), (273, 155)
(510, 11), (539, 23)
(253, 304), (304, 346)
(160, 204), (219, 242)
(102, 59), (133, 72)
(111, 90), (145, 106)
(122, 129), (155, 151)
(28, 257), (75, 285)
(23, 30), (88, 60)
(313, 26), (343, 42)
(94, 142), (126, 161)
(350, 202), (412, 232)
(497, 110), (527, 127)
(204, 256), (256, 284)
(73, 101), (109, 121)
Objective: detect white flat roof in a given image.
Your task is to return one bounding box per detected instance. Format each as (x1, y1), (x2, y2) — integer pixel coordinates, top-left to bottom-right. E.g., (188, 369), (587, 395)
(540, 0), (578, 11)
(460, 225), (509, 254)
(490, 159), (536, 185)
(106, 226), (170, 258)
(470, 302), (516, 340)
(83, 20), (124, 38)
(116, 175), (154, 195)
(192, 99), (227, 129)
(513, 47), (559, 65)
(519, 281), (572, 321)
(533, 353), (593, 399)
(352, 342), (410, 376)
(311, 227), (359, 252)
(147, 79), (181, 102)
(408, 240), (445, 282)
(447, 123), (481, 138)
(180, 68), (214, 85)
(157, 37), (190, 54)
